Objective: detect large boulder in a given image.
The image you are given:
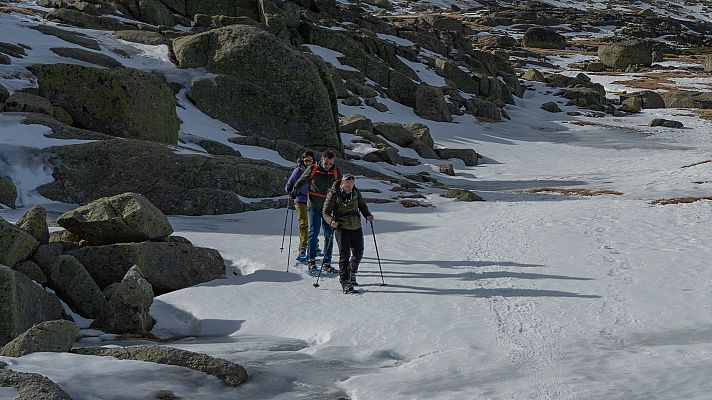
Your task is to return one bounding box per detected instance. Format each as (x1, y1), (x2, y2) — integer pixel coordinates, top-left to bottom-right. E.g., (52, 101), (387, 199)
(620, 90), (665, 109)
(415, 85), (452, 122)
(0, 265), (65, 346)
(522, 27), (566, 50)
(4, 92), (54, 115)
(174, 25), (340, 150)
(29, 64), (180, 144)
(362, 147), (402, 165)
(0, 368), (73, 400)
(91, 266), (154, 334)
(434, 148), (478, 166)
(0, 175), (16, 209)
(0, 320), (79, 358)
(38, 139), (289, 215)
(465, 98), (502, 121)
(16, 205), (49, 245)
(46, 255), (107, 318)
(0, 84), (9, 103)
(66, 241), (225, 295)
(57, 193), (173, 245)
(0, 218), (39, 267)
(373, 122), (438, 159)
(340, 114), (373, 134)
(598, 40), (653, 69)
(12, 261), (47, 285)
(435, 59), (478, 94)
(661, 91), (712, 109)
(120, 0), (175, 26)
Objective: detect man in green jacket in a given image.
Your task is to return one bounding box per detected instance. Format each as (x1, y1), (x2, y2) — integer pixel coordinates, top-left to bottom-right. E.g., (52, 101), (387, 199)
(322, 173), (373, 294)
(292, 150), (341, 273)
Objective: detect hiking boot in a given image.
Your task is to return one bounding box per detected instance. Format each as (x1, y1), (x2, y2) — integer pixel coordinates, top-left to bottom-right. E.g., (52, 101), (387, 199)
(350, 273), (358, 286)
(342, 284), (356, 294)
(316, 248), (324, 257)
(321, 263), (337, 273)
(307, 260), (319, 275)
(295, 251), (307, 262)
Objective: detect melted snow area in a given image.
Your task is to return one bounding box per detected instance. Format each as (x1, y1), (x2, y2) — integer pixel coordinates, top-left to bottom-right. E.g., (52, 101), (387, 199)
(1, 2), (711, 400)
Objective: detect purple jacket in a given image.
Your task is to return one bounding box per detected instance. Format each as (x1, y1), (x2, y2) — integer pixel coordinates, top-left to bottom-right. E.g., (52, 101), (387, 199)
(285, 165), (308, 204)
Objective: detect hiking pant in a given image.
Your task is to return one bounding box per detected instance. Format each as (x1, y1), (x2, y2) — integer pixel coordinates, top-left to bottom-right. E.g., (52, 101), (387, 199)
(307, 206), (333, 263)
(295, 202), (308, 251)
(335, 227), (364, 286)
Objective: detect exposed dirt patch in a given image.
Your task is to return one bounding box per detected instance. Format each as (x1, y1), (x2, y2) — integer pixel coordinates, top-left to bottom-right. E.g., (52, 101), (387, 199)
(517, 188), (624, 196)
(651, 196), (712, 205)
(682, 159), (712, 168)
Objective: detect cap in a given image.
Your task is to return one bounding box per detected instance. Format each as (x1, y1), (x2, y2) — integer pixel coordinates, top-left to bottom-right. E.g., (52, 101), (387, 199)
(341, 173), (356, 181)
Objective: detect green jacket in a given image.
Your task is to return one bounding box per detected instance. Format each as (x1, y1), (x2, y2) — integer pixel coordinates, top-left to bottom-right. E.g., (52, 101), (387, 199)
(294, 162), (340, 209)
(322, 181), (371, 231)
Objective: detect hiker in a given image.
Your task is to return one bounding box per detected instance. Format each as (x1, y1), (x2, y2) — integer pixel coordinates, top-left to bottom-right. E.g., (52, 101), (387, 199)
(285, 151), (323, 262)
(323, 173), (373, 294)
(292, 150), (341, 274)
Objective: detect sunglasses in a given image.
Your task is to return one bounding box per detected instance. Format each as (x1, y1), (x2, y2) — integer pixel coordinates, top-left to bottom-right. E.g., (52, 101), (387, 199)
(303, 158), (314, 163)
(322, 161), (335, 166)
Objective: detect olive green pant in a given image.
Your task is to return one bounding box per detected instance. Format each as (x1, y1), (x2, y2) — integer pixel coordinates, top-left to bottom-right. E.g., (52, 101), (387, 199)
(296, 203), (309, 251)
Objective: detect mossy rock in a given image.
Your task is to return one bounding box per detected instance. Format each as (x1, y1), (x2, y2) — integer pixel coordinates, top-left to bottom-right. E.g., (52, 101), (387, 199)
(0, 320), (79, 358)
(29, 64), (180, 144)
(0, 218), (39, 267)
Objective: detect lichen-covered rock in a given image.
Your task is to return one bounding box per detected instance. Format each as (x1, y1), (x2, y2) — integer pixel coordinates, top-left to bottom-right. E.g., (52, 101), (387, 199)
(373, 122), (438, 159)
(91, 266), (154, 334)
(0, 265), (64, 346)
(598, 40), (653, 69)
(522, 26), (566, 49)
(112, 30), (170, 45)
(362, 147), (402, 165)
(12, 261), (47, 285)
(46, 255), (107, 318)
(32, 244), (65, 270)
(120, 0), (175, 27)
(38, 139), (289, 215)
(0, 320), (79, 357)
(16, 205), (49, 245)
(0, 218), (39, 267)
(29, 64), (179, 144)
(443, 188), (483, 202)
(3, 92), (54, 115)
(439, 164), (455, 176)
(649, 118), (684, 128)
(465, 98), (502, 121)
(57, 192), (173, 245)
(174, 25), (340, 150)
(0, 368), (73, 400)
(49, 47), (122, 68)
(0, 175), (17, 209)
(0, 84), (9, 103)
(73, 345), (248, 386)
(621, 96), (642, 113)
(542, 102), (562, 113)
(434, 148), (479, 166)
(415, 85), (452, 122)
(340, 114), (373, 134)
(47, 8), (132, 30)
(32, 25), (100, 50)
(66, 241), (225, 295)
(661, 91), (712, 109)
(557, 87), (605, 110)
(620, 90), (665, 109)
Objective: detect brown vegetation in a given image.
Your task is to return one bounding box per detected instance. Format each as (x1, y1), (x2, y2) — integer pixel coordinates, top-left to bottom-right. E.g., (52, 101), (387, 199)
(518, 187), (624, 196)
(651, 196), (712, 205)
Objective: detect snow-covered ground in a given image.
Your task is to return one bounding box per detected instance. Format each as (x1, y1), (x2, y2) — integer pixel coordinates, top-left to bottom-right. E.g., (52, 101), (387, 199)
(2, 3), (712, 400)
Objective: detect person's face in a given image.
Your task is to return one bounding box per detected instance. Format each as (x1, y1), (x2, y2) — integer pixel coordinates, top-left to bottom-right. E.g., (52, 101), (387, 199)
(302, 156), (314, 166)
(321, 157), (335, 170)
(341, 177), (355, 192)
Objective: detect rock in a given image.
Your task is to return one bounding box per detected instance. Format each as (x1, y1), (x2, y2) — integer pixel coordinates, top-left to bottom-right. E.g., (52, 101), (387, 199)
(621, 96), (642, 113)
(0, 42), (26, 58)
(649, 118), (684, 128)
(91, 266), (154, 334)
(0, 218), (39, 267)
(47, 8), (132, 30)
(0, 265), (64, 346)
(57, 192), (173, 245)
(522, 26), (566, 49)
(439, 164), (455, 176)
(0, 84), (9, 104)
(415, 85), (452, 122)
(340, 114), (373, 134)
(0, 368), (73, 400)
(31, 25), (101, 50)
(373, 122), (438, 159)
(342, 96), (361, 106)
(48, 231), (81, 248)
(121, 0), (175, 26)
(0, 175), (17, 209)
(661, 91), (712, 109)
(0, 320), (79, 358)
(544, 73), (579, 88)
(705, 55), (712, 72)
(32, 244), (65, 270)
(49, 47), (123, 68)
(3, 92), (54, 116)
(362, 147), (402, 165)
(598, 40), (653, 69)
(434, 148), (478, 166)
(621, 90), (665, 109)
(46, 255), (107, 318)
(174, 25), (340, 150)
(73, 345), (248, 387)
(22, 113), (113, 141)
(465, 98), (501, 121)
(542, 102), (562, 113)
(196, 139), (240, 156)
(66, 241), (225, 295)
(557, 87), (605, 110)
(0, 53), (10, 65)
(584, 61), (606, 72)
(435, 59), (478, 94)
(113, 30), (169, 45)
(29, 64), (180, 144)
(16, 205), (49, 244)
(12, 261), (47, 285)
(38, 139), (289, 215)
(443, 188), (483, 201)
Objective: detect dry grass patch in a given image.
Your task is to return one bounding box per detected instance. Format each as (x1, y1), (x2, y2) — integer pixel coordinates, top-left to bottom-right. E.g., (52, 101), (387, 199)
(611, 72), (712, 91)
(651, 196), (712, 205)
(682, 159), (711, 168)
(694, 109), (712, 121)
(518, 187), (624, 196)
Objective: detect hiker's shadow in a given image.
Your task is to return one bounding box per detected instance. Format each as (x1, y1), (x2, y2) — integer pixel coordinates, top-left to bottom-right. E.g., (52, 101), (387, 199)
(361, 283), (600, 299)
(361, 257), (545, 269)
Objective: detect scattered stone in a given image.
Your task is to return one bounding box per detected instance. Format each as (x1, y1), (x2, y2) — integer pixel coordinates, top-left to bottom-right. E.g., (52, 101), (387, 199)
(522, 26), (566, 49)
(57, 192), (174, 245)
(373, 122), (438, 159)
(91, 266), (154, 334)
(522, 68), (545, 82)
(621, 96), (642, 113)
(649, 119), (684, 128)
(439, 164), (455, 176)
(541, 102), (562, 113)
(443, 189), (483, 202)
(434, 148), (478, 166)
(415, 84), (452, 122)
(16, 205), (49, 244)
(0, 320), (79, 357)
(465, 98), (501, 121)
(598, 40), (653, 69)
(73, 345), (248, 387)
(362, 147), (402, 165)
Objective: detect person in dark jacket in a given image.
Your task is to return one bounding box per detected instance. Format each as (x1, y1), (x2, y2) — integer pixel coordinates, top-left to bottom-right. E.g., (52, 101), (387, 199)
(285, 150), (320, 262)
(292, 150), (341, 273)
(322, 173), (373, 293)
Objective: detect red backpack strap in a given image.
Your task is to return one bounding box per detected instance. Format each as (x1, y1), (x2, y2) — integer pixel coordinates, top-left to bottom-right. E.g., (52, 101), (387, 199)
(307, 165), (320, 182)
(332, 167), (339, 181)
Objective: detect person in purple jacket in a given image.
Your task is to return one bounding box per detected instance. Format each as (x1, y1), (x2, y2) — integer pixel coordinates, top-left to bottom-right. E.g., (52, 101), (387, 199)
(285, 150), (320, 262)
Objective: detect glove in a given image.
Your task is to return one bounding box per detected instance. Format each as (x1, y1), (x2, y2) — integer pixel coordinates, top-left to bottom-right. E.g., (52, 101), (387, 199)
(290, 189), (297, 199)
(366, 214), (374, 222)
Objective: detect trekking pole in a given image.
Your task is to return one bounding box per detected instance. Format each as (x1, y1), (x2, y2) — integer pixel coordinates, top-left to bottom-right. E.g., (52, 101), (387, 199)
(280, 197), (291, 253)
(369, 220), (386, 286)
(286, 205), (295, 272)
(313, 228), (335, 288)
